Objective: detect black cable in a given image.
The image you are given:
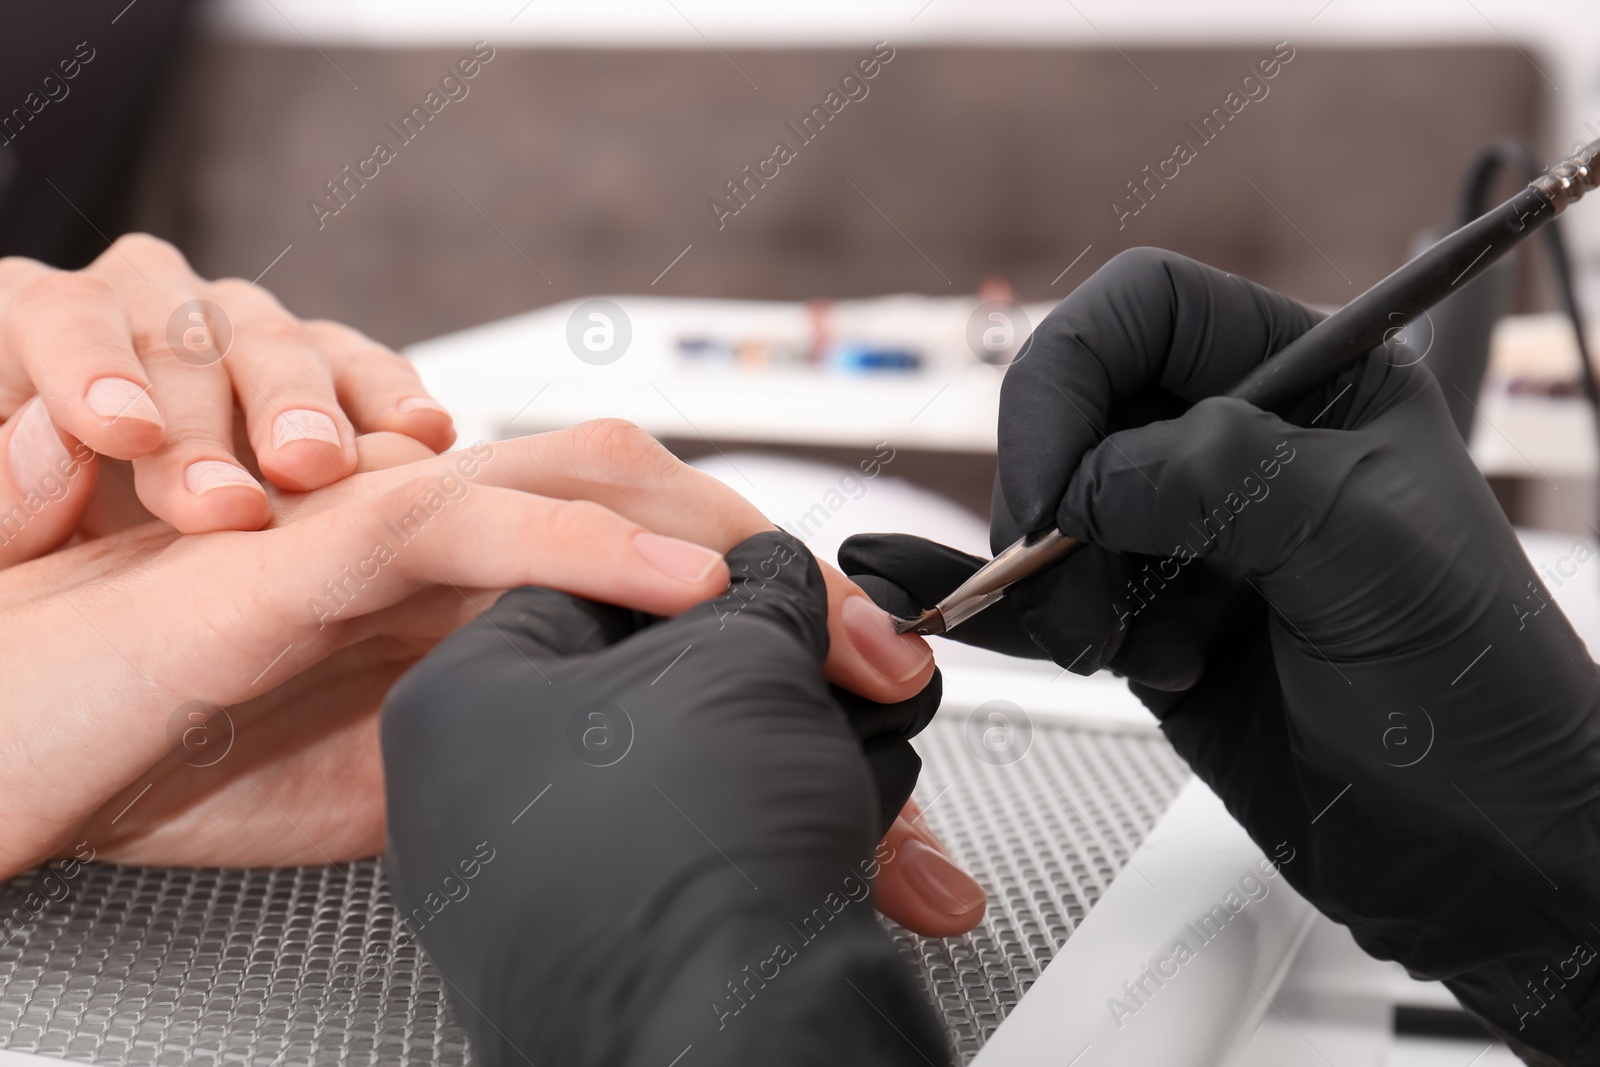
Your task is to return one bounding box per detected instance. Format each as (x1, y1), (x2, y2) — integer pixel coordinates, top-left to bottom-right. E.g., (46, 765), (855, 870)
(1456, 139), (1600, 543)
(1229, 137), (1600, 411)
(0, 147), (14, 210)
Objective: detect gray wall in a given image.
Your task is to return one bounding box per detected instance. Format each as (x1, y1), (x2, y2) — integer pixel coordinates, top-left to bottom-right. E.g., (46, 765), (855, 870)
(131, 43), (1544, 349)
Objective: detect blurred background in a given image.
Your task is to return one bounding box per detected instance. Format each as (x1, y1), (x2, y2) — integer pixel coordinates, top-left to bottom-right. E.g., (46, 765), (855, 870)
(6, 0), (1600, 530)
(4, 5), (1600, 1064)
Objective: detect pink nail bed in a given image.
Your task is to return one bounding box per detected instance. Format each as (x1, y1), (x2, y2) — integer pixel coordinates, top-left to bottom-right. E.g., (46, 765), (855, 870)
(634, 532), (724, 583)
(85, 377), (162, 426)
(398, 396), (449, 415)
(842, 594), (931, 683)
(185, 460), (261, 496)
(273, 409), (341, 450)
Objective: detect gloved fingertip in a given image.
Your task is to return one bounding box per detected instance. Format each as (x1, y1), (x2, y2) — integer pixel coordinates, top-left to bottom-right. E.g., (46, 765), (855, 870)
(713, 530), (830, 657)
(832, 668), (943, 750)
(482, 586), (641, 658)
(851, 573), (922, 620)
(837, 532), (900, 575)
(1108, 596), (1205, 690)
(1015, 607), (1119, 676)
(1008, 546), (1129, 674)
(1108, 642), (1205, 691)
(838, 532), (988, 606)
(864, 743), (922, 837)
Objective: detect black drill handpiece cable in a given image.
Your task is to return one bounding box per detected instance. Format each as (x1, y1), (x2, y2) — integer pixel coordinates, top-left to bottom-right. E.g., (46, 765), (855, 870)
(1230, 136), (1600, 412)
(1446, 138), (1600, 567)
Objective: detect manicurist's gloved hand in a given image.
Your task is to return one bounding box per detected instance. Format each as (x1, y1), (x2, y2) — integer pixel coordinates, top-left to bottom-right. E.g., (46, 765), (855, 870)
(381, 531), (952, 1067)
(841, 249), (1600, 1065)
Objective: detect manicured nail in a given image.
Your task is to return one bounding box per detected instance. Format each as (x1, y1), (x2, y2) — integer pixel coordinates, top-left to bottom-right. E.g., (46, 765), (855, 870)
(185, 459), (262, 496)
(842, 594), (932, 683)
(634, 531), (724, 583)
(397, 396), (449, 415)
(272, 409), (341, 450)
(898, 838), (987, 917)
(85, 377), (162, 427)
(6, 396), (72, 495)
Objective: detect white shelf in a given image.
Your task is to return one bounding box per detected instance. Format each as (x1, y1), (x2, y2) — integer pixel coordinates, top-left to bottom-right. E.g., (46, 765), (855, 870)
(1467, 389), (1597, 481)
(209, 0), (1600, 47)
(407, 294), (1018, 454)
(410, 298), (1600, 485)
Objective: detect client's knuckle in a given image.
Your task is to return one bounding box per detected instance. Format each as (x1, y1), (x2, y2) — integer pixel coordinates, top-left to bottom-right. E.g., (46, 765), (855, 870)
(206, 277), (253, 302)
(208, 277), (293, 322)
(110, 232), (188, 271)
(383, 475), (447, 522)
(0, 257), (50, 296)
(14, 270), (115, 313)
(560, 418), (678, 484)
(308, 319), (394, 359)
(541, 497), (617, 545)
(239, 309), (314, 350)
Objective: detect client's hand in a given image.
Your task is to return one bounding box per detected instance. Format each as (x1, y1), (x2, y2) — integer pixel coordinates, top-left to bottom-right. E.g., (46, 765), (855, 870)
(6, 420), (975, 937)
(0, 234), (456, 561)
(382, 532), (951, 1067)
(841, 249), (1600, 1064)
(1, 425), (728, 876)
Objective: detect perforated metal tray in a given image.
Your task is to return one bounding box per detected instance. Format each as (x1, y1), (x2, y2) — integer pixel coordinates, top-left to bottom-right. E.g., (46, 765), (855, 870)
(0, 717), (1186, 1066)
(885, 716), (1189, 1063)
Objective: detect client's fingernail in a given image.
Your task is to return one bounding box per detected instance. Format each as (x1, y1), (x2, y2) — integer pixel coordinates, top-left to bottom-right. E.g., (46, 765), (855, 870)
(272, 409), (341, 450)
(397, 396), (449, 416)
(6, 396), (72, 494)
(85, 377), (162, 427)
(634, 531), (724, 583)
(185, 459), (262, 496)
(899, 838), (986, 916)
(842, 594), (931, 683)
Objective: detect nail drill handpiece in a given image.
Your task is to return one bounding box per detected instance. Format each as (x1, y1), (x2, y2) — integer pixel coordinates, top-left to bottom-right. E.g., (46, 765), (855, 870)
(892, 136), (1600, 638)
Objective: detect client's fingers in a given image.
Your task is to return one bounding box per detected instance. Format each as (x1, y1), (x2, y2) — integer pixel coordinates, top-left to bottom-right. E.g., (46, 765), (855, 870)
(208, 279), (358, 493)
(874, 799), (987, 937)
(72, 475), (733, 730)
(431, 421), (936, 704)
(4, 271), (166, 459)
(310, 320), (456, 452)
(824, 569), (937, 702)
(261, 480), (733, 645)
(129, 342), (271, 533)
(0, 396), (99, 567)
(353, 430), (439, 473)
(0, 255), (55, 417)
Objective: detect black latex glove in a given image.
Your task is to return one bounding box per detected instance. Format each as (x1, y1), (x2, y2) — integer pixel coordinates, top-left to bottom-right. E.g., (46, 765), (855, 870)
(841, 249), (1600, 1065)
(381, 531), (950, 1067)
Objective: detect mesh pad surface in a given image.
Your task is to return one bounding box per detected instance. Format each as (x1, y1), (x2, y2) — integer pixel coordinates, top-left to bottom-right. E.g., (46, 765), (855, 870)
(0, 718), (1185, 1065)
(885, 718), (1189, 1063)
